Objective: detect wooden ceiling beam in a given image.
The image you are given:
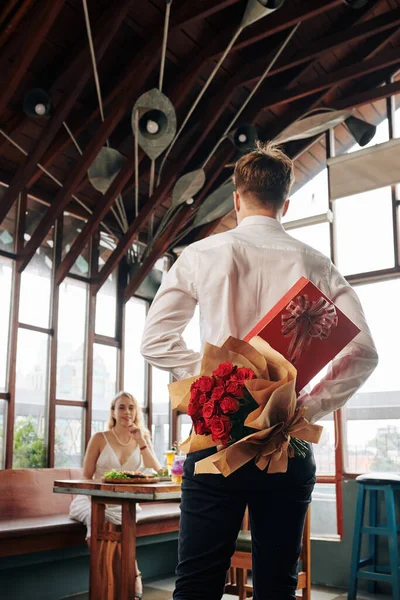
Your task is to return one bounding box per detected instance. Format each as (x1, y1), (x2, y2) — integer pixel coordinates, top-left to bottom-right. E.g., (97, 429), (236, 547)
(162, 7), (395, 188)
(27, 0), (236, 188)
(212, 0), (343, 60)
(236, 8), (400, 89)
(55, 160), (134, 285)
(335, 78), (400, 111)
(18, 98), (128, 273)
(104, 1), (380, 291)
(0, 0), (35, 51)
(0, 0), (19, 28)
(121, 0), (381, 202)
(168, 0), (343, 108)
(0, 0), (133, 226)
(127, 1), (385, 264)
(256, 47), (400, 114)
(171, 0), (241, 28)
(0, 0), (63, 117)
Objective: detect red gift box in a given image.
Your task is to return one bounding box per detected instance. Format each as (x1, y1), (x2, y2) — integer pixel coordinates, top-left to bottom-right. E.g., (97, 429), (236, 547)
(244, 277), (360, 393)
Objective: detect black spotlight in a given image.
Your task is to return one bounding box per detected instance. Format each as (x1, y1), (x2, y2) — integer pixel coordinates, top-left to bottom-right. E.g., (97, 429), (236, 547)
(138, 109), (168, 139)
(345, 116), (376, 147)
(228, 124), (258, 153)
(23, 89), (52, 117)
(343, 0), (369, 8)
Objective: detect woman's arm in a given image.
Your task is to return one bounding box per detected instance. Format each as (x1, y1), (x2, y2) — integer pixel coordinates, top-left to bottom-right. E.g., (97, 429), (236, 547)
(130, 426), (162, 471)
(141, 434), (162, 471)
(82, 433), (102, 479)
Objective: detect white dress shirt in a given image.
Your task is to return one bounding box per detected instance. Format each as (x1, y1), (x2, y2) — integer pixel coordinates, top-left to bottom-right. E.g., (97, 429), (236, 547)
(141, 215), (378, 423)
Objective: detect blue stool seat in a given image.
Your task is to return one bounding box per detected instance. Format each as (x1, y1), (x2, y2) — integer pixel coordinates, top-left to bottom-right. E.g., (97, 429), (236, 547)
(348, 473), (400, 600)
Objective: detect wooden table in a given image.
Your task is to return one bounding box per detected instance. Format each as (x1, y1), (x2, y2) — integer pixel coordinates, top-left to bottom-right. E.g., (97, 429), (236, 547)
(54, 479), (181, 600)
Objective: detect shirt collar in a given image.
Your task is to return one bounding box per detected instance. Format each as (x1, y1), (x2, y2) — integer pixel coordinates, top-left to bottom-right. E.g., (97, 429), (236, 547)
(237, 215), (284, 230)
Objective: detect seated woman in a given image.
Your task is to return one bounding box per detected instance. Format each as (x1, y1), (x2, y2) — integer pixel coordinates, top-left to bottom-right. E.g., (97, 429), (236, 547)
(70, 391), (162, 600)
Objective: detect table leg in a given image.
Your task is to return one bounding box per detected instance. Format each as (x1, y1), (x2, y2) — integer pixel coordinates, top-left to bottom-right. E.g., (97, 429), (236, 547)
(121, 500), (137, 600)
(89, 497), (106, 600)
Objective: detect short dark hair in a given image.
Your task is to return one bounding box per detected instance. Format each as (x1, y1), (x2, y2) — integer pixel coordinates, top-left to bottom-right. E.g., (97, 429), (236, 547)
(233, 141), (294, 209)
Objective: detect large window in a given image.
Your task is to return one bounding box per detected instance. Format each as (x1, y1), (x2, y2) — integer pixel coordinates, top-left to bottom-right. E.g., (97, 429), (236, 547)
(124, 297), (148, 406)
(55, 405), (84, 467)
(0, 258), (12, 393)
(19, 234), (53, 329)
(13, 329), (50, 468)
(57, 279), (87, 401)
(92, 344), (118, 432)
(335, 187), (394, 275)
(151, 366), (170, 464)
(343, 279), (400, 473)
(0, 185), (16, 253)
(284, 168), (331, 258)
(95, 271), (117, 338)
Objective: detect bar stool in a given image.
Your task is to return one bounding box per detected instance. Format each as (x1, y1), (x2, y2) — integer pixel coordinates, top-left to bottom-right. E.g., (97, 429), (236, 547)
(348, 472), (400, 600)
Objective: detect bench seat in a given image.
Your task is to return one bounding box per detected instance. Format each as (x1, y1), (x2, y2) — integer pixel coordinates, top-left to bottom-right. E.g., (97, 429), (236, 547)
(0, 468), (180, 558)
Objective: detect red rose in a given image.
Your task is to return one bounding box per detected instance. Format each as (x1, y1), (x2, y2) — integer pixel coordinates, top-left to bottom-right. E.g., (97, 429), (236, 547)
(220, 396), (239, 414)
(188, 401), (201, 417)
(198, 393), (208, 406)
(202, 399), (218, 420)
(236, 367), (256, 381)
(198, 376), (214, 393)
(212, 361), (234, 379)
(190, 387), (201, 403)
(194, 418), (210, 435)
(191, 378), (201, 390)
(211, 385), (225, 402)
(209, 415), (232, 445)
(225, 380), (244, 397)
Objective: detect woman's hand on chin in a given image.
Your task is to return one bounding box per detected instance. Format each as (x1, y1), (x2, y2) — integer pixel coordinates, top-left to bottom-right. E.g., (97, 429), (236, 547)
(129, 425), (146, 446)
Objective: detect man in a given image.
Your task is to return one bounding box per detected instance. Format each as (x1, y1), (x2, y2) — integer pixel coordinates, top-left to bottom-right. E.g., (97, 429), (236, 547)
(141, 142), (378, 600)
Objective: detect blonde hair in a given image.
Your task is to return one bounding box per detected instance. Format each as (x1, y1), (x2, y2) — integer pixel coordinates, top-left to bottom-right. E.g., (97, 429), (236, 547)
(108, 391), (150, 437)
(233, 140), (294, 209)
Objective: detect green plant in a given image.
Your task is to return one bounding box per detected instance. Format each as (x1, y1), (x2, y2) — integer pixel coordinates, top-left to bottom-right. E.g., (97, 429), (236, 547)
(13, 416), (68, 468)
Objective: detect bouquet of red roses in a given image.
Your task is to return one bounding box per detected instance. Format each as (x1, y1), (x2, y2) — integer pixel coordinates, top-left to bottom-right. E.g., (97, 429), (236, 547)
(169, 336), (322, 476)
(189, 361), (309, 458)
(188, 363), (259, 447)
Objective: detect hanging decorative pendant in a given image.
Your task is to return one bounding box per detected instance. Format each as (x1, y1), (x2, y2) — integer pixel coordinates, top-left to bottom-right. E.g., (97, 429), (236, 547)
(227, 124), (258, 153)
(131, 88), (177, 160)
(240, 0), (286, 28)
(275, 110), (354, 144)
(172, 169), (206, 206)
(87, 147), (126, 193)
(193, 180), (235, 228)
(23, 89), (53, 117)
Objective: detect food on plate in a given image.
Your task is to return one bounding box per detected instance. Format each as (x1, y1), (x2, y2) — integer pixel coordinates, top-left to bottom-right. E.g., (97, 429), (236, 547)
(103, 469), (153, 480)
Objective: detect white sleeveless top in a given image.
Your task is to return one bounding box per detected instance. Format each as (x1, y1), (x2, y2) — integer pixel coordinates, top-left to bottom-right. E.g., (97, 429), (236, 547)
(69, 432), (143, 536)
(95, 432), (142, 478)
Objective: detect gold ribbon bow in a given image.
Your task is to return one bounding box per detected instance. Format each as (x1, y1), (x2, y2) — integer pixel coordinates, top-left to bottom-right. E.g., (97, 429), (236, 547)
(281, 295), (338, 364)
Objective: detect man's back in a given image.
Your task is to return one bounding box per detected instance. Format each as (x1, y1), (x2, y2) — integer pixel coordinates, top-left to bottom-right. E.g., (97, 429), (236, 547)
(190, 215), (332, 346)
(141, 215), (377, 423)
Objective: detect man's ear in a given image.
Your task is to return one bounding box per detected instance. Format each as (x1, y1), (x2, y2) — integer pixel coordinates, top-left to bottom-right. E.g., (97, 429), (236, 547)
(233, 191), (240, 213)
(282, 198), (290, 217)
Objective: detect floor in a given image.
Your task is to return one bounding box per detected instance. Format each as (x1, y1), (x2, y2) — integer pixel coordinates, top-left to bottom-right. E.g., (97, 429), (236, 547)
(60, 577), (390, 600)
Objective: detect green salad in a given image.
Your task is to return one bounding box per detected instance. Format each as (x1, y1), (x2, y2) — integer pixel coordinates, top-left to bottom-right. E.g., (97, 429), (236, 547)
(103, 469), (136, 480)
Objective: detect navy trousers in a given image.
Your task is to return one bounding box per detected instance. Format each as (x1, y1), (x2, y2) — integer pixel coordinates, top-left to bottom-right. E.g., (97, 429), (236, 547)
(173, 446), (316, 600)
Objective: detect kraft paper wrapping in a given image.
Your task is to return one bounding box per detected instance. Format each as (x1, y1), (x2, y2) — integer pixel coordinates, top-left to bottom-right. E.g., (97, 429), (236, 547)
(168, 336), (322, 476)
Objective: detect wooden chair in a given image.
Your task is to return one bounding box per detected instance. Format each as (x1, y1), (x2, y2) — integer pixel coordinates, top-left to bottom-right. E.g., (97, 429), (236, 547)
(226, 507), (311, 600)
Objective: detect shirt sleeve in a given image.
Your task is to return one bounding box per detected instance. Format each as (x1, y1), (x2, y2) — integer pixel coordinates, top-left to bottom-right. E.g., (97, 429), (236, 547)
(298, 262), (379, 423)
(140, 246), (202, 381)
